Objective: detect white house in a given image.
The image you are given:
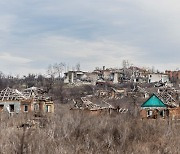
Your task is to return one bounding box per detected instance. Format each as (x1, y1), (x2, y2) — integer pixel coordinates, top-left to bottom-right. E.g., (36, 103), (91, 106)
(148, 73), (169, 83)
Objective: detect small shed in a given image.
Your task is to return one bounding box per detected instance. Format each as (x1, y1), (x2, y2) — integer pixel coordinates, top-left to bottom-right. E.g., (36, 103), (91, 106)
(140, 94), (168, 119)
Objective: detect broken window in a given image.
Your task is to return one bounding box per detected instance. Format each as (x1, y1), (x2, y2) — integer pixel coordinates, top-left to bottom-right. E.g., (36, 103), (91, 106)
(160, 110), (165, 117)
(9, 104), (14, 112)
(147, 110), (153, 117)
(0, 105), (4, 111)
(24, 105), (28, 112)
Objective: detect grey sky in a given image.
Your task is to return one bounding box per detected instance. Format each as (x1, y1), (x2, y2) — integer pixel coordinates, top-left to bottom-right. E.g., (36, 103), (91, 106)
(0, 0), (180, 75)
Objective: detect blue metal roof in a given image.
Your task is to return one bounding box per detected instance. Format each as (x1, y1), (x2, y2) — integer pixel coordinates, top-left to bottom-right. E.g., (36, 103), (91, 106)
(141, 94), (167, 108)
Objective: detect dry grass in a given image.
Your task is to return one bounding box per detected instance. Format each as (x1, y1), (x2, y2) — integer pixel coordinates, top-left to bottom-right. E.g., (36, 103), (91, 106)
(0, 104), (179, 154)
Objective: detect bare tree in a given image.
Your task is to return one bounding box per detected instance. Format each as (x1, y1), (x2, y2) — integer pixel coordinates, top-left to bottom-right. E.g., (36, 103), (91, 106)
(122, 60), (130, 69)
(76, 63), (81, 71)
(53, 62), (65, 80)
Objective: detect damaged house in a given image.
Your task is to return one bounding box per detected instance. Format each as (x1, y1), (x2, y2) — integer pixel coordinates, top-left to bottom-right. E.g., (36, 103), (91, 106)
(0, 87), (26, 114)
(0, 87), (54, 115)
(148, 73), (169, 83)
(23, 87), (54, 113)
(64, 71), (87, 84)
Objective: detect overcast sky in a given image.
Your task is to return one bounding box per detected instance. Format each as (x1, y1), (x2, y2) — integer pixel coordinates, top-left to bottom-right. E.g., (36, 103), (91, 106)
(0, 0), (180, 75)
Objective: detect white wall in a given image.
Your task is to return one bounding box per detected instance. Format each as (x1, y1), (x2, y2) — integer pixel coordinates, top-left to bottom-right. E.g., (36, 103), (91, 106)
(148, 74), (169, 83)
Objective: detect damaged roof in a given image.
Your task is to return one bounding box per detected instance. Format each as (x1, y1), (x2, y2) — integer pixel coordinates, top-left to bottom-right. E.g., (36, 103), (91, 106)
(0, 87), (26, 101)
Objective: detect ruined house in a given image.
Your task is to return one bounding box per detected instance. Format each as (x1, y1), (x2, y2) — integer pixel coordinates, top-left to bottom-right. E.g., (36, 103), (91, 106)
(71, 94), (129, 115)
(165, 70), (180, 83)
(0, 87), (54, 115)
(23, 87), (54, 113)
(129, 66), (149, 83)
(148, 73), (169, 83)
(0, 87), (26, 114)
(110, 88), (127, 99)
(64, 71), (87, 84)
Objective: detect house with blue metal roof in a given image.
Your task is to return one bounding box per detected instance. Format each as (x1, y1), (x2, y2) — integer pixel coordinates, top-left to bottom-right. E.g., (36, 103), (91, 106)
(140, 94), (168, 119)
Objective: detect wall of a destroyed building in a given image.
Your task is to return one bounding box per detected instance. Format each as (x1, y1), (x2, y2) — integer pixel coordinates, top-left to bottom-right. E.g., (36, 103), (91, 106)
(20, 100), (33, 113)
(172, 71), (180, 83)
(64, 72), (75, 83)
(39, 102), (44, 112)
(38, 101), (54, 113)
(169, 107), (180, 119)
(148, 74), (169, 83)
(64, 74), (70, 83)
(0, 101), (21, 113)
(140, 109), (148, 119)
(89, 74), (98, 83)
(140, 109), (168, 119)
(103, 71), (111, 80)
(45, 101), (54, 113)
(113, 73), (119, 84)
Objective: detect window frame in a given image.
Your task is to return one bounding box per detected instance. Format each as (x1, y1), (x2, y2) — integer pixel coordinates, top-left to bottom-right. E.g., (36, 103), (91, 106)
(24, 105), (28, 112)
(9, 104), (15, 113)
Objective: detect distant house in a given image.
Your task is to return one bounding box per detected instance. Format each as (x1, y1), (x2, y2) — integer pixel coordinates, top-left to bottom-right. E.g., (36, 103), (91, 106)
(148, 73), (169, 83)
(0, 87), (26, 114)
(0, 87), (54, 115)
(64, 71), (86, 84)
(166, 70), (180, 83)
(140, 94), (168, 119)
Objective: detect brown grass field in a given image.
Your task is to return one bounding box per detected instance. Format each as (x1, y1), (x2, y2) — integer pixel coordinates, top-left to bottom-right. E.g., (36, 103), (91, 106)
(0, 104), (179, 154)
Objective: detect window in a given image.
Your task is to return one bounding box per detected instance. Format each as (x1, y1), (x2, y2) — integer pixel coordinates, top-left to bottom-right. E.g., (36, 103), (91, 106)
(34, 104), (39, 111)
(46, 105), (51, 113)
(147, 110), (153, 117)
(0, 105), (4, 111)
(9, 105), (14, 112)
(24, 105), (28, 112)
(160, 110), (165, 117)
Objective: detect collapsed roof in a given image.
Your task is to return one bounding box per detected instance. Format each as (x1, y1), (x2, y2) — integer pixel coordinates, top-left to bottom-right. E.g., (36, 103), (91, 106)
(0, 87), (51, 102)
(23, 87), (51, 101)
(157, 87), (179, 108)
(0, 87), (26, 101)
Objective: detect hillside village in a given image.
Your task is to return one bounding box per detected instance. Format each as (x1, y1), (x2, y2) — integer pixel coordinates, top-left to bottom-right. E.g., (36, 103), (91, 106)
(62, 65), (180, 120)
(0, 64), (180, 120)
(0, 64), (180, 153)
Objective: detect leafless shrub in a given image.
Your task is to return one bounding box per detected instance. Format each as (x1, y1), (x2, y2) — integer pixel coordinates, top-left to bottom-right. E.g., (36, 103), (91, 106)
(0, 105), (179, 154)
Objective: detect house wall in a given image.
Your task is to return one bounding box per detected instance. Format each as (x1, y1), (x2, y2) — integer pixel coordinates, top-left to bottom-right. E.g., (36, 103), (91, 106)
(20, 101), (33, 113)
(148, 74), (169, 83)
(169, 107), (180, 119)
(45, 102), (54, 113)
(87, 73), (99, 83)
(38, 101), (54, 113)
(0, 101), (21, 113)
(64, 71), (75, 83)
(113, 73), (119, 84)
(140, 109), (158, 119)
(140, 108), (168, 119)
(103, 71), (111, 80)
(64, 74), (69, 83)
